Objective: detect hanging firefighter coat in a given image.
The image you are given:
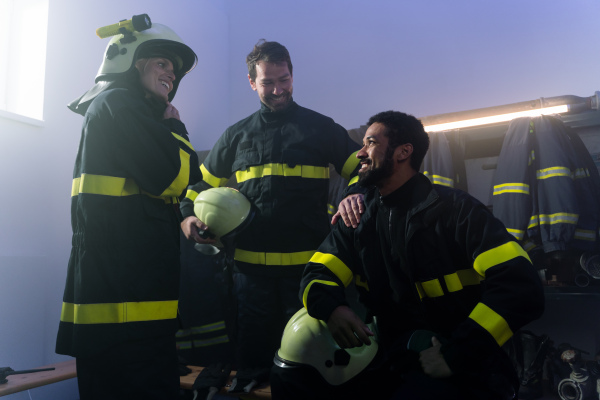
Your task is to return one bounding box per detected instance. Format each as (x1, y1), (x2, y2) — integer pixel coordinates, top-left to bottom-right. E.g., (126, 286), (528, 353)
(492, 115), (600, 253)
(56, 85), (201, 358)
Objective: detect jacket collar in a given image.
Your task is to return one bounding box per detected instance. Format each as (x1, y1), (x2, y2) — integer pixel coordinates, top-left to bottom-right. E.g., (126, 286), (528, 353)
(259, 99), (298, 122)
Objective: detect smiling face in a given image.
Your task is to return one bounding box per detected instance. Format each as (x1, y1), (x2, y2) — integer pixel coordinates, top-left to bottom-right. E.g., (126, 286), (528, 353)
(135, 57), (176, 103)
(357, 122), (396, 188)
(249, 60), (293, 112)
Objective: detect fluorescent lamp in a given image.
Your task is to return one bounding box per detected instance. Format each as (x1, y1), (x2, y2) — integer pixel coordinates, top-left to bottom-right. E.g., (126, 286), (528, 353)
(423, 105), (569, 132)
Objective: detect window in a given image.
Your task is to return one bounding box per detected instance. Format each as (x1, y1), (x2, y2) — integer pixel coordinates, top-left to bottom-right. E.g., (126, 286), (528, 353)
(0, 0), (49, 124)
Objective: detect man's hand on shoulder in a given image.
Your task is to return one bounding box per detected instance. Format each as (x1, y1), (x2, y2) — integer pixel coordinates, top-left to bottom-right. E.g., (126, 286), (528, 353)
(332, 194), (365, 228)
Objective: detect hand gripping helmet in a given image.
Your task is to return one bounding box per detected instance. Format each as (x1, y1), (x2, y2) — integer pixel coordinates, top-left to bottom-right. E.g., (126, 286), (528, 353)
(193, 187), (255, 250)
(274, 308), (379, 386)
(69, 14), (197, 114)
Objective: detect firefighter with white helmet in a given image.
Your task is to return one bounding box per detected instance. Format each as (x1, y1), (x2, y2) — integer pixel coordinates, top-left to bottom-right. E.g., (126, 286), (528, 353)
(56, 15), (200, 399)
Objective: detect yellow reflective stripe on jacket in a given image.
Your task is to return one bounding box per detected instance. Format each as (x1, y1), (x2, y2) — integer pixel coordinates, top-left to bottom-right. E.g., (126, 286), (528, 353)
(492, 183), (530, 196)
(473, 242), (530, 278)
(327, 203), (336, 215)
(416, 269), (483, 299)
(159, 149), (190, 197)
(348, 176), (358, 186)
(310, 252), (354, 287)
(171, 132), (194, 151)
(234, 248), (315, 266)
(529, 213), (579, 228)
(506, 228), (525, 241)
(424, 172), (454, 188)
(185, 189), (199, 202)
(191, 321), (227, 335)
(235, 163), (330, 183)
(574, 229), (596, 242)
(200, 164), (229, 188)
(340, 151), (360, 180)
(302, 280), (339, 309)
(72, 174), (178, 203)
(469, 302), (513, 346)
(60, 300), (178, 324)
(536, 166), (572, 180)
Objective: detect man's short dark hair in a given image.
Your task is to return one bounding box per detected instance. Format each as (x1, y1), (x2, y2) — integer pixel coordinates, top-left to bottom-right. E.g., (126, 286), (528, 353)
(367, 110), (430, 171)
(246, 39), (293, 81)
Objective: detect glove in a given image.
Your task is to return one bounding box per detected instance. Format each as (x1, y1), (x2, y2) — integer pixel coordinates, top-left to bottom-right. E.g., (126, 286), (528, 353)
(192, 363), (232, 400)
(227, 367), (270, 394)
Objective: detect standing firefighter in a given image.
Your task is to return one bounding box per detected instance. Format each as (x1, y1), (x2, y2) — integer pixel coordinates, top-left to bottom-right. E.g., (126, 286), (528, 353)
(56, 15), (199, 399)
(180, 39), (365, 393)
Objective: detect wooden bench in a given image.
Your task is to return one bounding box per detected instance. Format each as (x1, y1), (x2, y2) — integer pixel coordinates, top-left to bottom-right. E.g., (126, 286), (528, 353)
(0, 359), (76, 397)
(180, 365), (271, 399)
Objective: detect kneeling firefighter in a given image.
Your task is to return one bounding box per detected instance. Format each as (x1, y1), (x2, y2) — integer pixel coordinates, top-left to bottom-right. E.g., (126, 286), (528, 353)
(270, 308), (380, 400)
(56, 14), (199, 400)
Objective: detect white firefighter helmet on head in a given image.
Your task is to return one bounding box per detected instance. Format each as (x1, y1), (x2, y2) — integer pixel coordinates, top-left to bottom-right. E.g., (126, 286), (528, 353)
(68, 15), (197, 114)
(274, 308), (378, 386)
(193, 187), (254, 249)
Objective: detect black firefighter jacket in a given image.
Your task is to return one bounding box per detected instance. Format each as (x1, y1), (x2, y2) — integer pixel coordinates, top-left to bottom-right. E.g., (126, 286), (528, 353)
(492, 116), (600, 253)
(180, 101), (362, 277)
(56, 86), (201, 358)
(301, 173), (544, 378)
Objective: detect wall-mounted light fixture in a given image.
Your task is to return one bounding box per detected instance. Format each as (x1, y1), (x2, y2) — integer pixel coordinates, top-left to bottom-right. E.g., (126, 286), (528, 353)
(424, 105), (569, 132)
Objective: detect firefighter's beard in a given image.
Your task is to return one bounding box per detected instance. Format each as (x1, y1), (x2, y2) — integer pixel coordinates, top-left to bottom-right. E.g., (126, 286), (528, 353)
(358, 147), (395, 188)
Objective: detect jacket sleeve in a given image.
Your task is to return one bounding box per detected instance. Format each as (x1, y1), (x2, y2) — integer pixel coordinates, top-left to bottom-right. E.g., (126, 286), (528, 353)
(90, 93), (199, 198)
(300, 222), (359, 321)
(326, 122), (366, 198)
(180, 128), (235, 219)
(442, 192), (545, 374)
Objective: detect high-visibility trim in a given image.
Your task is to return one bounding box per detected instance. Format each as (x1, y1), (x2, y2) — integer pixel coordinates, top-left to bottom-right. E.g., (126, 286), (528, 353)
(234, 248), (315, 266)
(340, 152), (360, 180)
(347, 176), (359, 186)
(72, 174), (178, 203)
(473, 242), (531, 277)
(416, 269), (483, 299)
(506, 228), (525, 241)
(469, 302), (513, 346)
(528, 215), (539, 229)
(60, 300), (178, 324)
(309, 252), (354, 287)
(455, 268), (484, 287)
(159, 149), (190, 197)
(302, 280), (340, 309)
(200, 164), (229, 188)
(171, 132), (195, 151)
(537, 213), (579, 226)
(536, 166), (572, 180)
(191, 321), (227, 335)
(327, 204), (336, 215)
(419, 279), (444, 297)
(574, 229), (596, 242)
(424, 172), (454, 188)
(573, 168), (589, 179)
(521, 240), (537, 253)
(184, 189), (199, 202)
(193, 335), (230, 347)
(492, 183), (530, 196)
(235, 163), (330, 183)
(355, 275), (369, 291)
(176, 340), (192, 350)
